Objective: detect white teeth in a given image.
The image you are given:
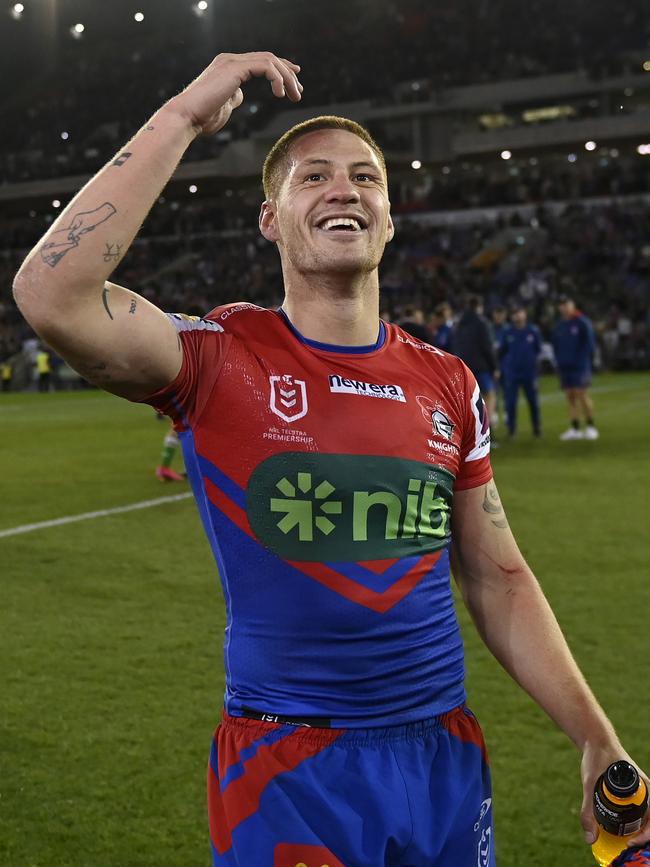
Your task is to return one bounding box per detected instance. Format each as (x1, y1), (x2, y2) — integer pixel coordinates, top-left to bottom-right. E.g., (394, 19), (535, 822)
(320, 217), (362, 231)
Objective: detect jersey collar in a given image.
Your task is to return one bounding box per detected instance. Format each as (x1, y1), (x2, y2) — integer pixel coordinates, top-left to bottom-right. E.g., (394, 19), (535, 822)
(277, 308), (386, 354)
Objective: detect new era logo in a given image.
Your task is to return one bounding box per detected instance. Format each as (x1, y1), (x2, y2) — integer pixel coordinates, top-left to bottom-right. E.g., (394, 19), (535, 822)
(328, 374), (406, 402)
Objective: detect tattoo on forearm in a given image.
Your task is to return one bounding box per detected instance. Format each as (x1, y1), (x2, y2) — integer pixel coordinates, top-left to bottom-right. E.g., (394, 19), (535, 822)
(112, 152), (132, 167)
(103, 242), (123, 263)
(102, 286), (114, 320)
(40, 202), (117, 267)
(129, 298), (137, 314)
(482, 482), (509, 529)
(145, 125), (155, 131)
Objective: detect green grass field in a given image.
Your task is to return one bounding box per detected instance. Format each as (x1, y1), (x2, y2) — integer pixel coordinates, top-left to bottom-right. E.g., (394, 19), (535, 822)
(2, 372), (649, 867)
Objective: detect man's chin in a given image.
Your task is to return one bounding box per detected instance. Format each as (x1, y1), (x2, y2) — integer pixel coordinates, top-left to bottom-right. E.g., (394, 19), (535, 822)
(305, 249), (379, 276)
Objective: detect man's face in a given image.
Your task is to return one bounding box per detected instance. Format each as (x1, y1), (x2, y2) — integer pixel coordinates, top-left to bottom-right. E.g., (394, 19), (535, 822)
(512, 309), (527, 327)
(558, 300), (575, 319)
(492, 310), (506, 325)
(259, 129), (394, 279)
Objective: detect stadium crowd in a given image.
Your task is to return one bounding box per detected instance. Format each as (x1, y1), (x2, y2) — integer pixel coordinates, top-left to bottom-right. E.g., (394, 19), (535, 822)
(2, 0), (649, 183)
(3, 194), (649, 384)
(2, 0), (649, 386)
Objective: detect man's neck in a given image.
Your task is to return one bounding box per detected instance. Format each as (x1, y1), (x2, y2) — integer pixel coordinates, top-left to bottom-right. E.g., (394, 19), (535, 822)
(281, 271), (380, 346)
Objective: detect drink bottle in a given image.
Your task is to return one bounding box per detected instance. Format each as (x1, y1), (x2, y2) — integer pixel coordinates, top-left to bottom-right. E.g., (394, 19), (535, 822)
(592, 761), (648, 865)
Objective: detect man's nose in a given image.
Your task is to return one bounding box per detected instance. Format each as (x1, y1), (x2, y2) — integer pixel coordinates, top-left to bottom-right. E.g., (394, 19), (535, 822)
(323, 174), (360, 203)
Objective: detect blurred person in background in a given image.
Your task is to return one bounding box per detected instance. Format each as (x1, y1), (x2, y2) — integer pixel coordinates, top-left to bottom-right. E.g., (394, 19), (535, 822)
(552, 295), (598, 440)
(1, 357), (13, 392)
(499, 304), (542, 438)
(12, 50), (650, 866)
(398, 303), (434, 344)
(452, 295), (500, 435)
(155, 420), (186, 482)
(36, 345), (51, 392)
(430, 301), (454, 352)
(490, 305), (508, 428)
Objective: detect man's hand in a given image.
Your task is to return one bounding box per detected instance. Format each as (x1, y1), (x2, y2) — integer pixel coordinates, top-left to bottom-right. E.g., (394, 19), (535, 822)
(167, 51), (303, 135)
(580, 745), (650, 848)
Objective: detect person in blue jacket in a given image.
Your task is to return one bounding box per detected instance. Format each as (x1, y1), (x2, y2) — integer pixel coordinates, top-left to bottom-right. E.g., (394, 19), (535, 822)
(499, 304), (542, 438)
(552, 296), (598, 440)
(490, 306), (508, 430)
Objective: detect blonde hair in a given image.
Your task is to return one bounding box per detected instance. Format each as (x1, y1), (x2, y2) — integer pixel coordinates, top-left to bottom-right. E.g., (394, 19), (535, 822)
(262, 115), (387, 199)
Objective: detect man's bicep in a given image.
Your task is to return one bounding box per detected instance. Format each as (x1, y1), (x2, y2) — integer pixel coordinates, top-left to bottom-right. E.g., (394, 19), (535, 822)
(38, 280), (183, 400)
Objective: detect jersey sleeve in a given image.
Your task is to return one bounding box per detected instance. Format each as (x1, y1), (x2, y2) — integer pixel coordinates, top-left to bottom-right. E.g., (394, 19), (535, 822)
(454, 363), (493, 491)
(137, 313), (233, 428)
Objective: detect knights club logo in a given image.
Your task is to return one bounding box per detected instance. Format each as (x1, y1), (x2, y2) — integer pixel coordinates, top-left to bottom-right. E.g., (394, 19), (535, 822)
(269, 374), (309, 423)
(416, 395), (455, 440)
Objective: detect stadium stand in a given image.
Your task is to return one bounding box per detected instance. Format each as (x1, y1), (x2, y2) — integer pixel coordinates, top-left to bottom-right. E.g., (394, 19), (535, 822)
(2, 0), (650, 382)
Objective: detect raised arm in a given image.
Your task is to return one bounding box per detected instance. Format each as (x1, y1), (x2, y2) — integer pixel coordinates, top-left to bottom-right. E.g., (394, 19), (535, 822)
(12, 52), (302, 400)
(451, 479), (650, 847)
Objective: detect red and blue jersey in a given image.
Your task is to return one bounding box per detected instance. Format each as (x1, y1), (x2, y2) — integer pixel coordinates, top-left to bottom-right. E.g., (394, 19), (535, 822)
(141, 304), (492, 727)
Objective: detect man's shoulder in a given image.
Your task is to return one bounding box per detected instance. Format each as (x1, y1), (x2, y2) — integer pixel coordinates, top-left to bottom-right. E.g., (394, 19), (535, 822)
(389, 322), (449, 361)
(387, 323), (471, 381)
(205, 301), (274, 327)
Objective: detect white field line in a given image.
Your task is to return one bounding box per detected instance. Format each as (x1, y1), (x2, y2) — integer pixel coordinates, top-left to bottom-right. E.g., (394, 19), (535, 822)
(0, 492), (193, 539)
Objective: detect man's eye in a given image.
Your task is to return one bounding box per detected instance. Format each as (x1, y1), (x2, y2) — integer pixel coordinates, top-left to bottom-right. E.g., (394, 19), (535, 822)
(305, 173), (324, 182)
(355, 174), (373, 182)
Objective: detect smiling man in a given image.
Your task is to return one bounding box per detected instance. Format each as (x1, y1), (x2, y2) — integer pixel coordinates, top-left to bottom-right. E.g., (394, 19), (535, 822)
(13, 52), (649, 867)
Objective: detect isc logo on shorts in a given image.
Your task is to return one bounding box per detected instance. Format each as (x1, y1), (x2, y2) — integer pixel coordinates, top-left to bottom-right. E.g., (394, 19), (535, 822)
(274, 843), (344, 867)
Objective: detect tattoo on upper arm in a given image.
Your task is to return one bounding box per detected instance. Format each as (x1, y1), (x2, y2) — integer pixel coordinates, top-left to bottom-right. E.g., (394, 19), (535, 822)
(102, 286), (114, 320)
(129, 298), (137, 314)
(482, 481), (509, 529)
(145, 125), (155, 130)
(40, 203), (117, 267)
(103, 242), (123, 263)
(112, 152), (132, 167)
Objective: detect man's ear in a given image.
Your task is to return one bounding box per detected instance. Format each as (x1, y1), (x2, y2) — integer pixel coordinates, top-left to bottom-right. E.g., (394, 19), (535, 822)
(259, 201), (280, 242)
(386, 210), (395, 244)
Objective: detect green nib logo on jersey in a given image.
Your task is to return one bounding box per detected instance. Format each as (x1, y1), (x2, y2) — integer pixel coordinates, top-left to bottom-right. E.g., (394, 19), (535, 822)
(271, 473), (342, 540)
(247, 453), (454, 562)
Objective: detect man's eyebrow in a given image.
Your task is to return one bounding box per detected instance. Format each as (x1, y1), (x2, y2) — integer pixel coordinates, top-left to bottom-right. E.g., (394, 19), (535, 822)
(297, 158), (380, 171)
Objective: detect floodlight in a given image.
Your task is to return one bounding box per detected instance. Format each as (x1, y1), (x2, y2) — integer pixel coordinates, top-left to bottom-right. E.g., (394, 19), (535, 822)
(584, 141), (596, 151)
(500, 150), (512, 160)
(134, 11), (144, 22)
(411, 159), (422, 170)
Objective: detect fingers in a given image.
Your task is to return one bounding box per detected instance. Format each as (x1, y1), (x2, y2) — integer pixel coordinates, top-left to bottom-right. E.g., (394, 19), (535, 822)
(581, 797), (599, 845)
(628, 814), (650, 848)
(230, 86), (244, 111)
(266, 56), (303, 102)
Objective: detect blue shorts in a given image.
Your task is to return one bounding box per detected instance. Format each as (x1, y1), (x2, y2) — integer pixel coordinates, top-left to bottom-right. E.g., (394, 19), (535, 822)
(559, 367), (591, 389)
(475, 372), (495, 395)
(208, 706), (495, 866)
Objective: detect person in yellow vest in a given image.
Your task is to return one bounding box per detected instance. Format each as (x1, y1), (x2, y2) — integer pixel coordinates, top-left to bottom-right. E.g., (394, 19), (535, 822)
(1, 359), (12, 392)
(36, 347), (51, 392)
